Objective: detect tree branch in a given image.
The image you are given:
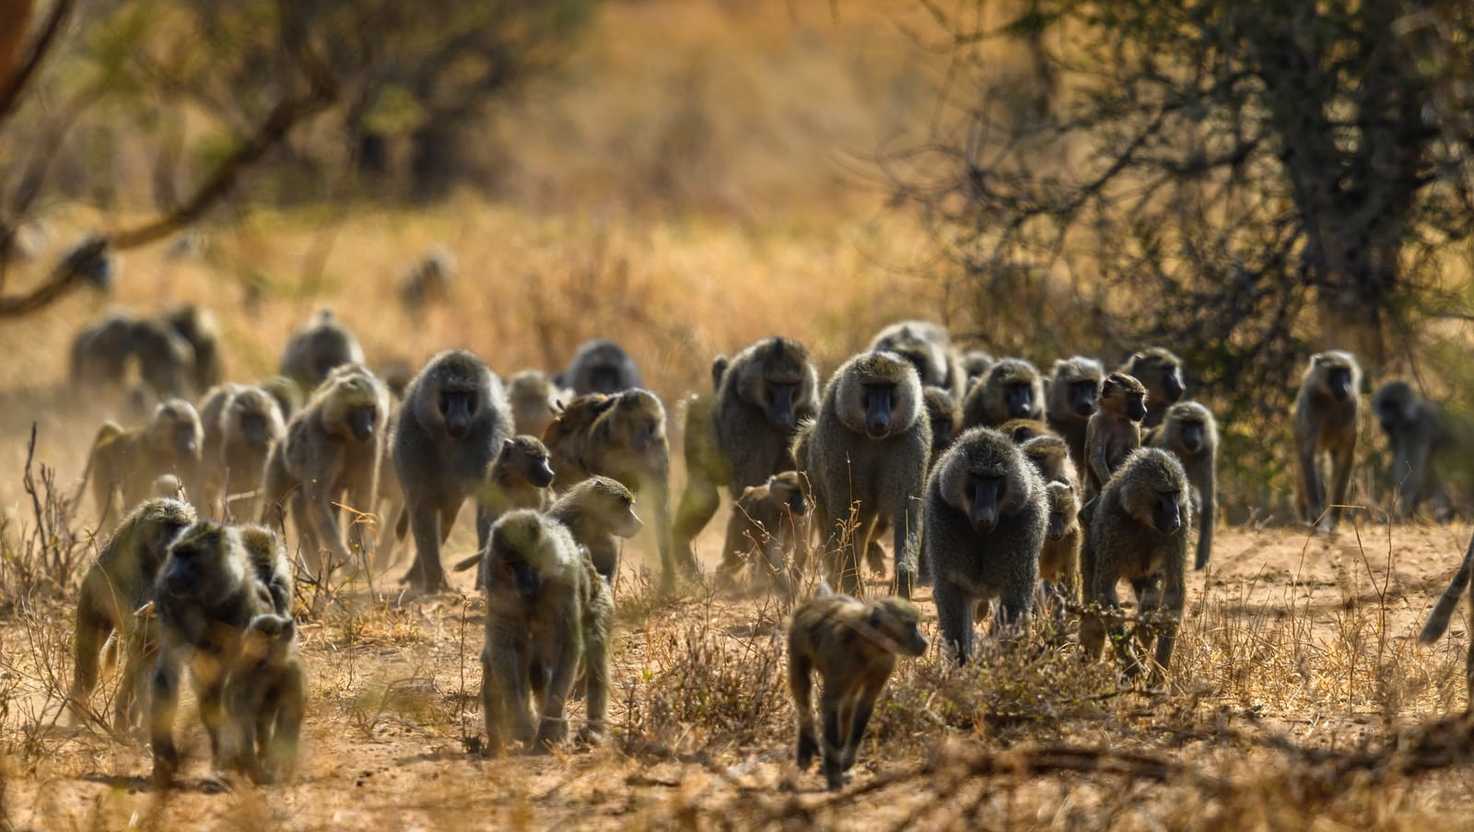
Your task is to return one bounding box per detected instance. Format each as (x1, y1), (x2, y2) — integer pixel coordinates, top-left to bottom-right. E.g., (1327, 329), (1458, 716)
(0, 0), (73, 132)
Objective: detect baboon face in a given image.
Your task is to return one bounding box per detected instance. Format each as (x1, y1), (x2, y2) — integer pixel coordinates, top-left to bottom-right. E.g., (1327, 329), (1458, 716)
(1045, 481), (1078, 539)
(767, 471), (808, 514)
(1050, 357), (1104, 418)
(438, 381), (482, 439)
(960, 350), (994, 389)
(501, 437), (556, 488)
(1021, 435), (1070, 481)
(159, 522), (245, 604)
(509, 372), (561, 434)
(940, 429), (1030, 533)
(740, 338), (812, 431)
(1164, 402), (1214, 455)
(1001, 419), (1047, 443)
(837, 352), (921, 440)
(230, 389), (284, 449)
(486, 512), (570, 601)
(984, 360), (1042, 421)
(610, 391), (667, 456)
(1120, 449), (1190, 534)
(579, 477), (643, 538)
(1373, 381), (1419, 433)
(1102, 374), (1148, 422)
(867, 598), (929, 657)
(1003, 381), (1036, 420)
(1128, 349), (1185, 405)
(1309, 352), (1359, 403)
(150, 400), (203, 460)
(321, 369), (384, 443)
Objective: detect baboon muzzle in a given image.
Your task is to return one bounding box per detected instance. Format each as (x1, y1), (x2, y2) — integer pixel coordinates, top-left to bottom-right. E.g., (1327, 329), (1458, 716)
(863, 387), (893, 438)
(174, 429), (198, 457)
(768, 385), (797, 429)
(1328, 369), (1353, 402)
(1180, 425), (1204, 454)
(529, 460), (555, 488)
(969, 478), (1002, 532)
(1128, 398), (1148, 422)
(1006, 385), (1033, 419)
(348, 407), (377, 441)
(1164, 373), (1185, 402)
(1154, 498), (1181, 534)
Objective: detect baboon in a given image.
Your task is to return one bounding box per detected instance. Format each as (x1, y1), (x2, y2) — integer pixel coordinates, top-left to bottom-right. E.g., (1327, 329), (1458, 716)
(1148, 401), (1219, 569)
(959, 349), (995, 392)
(1040, 481), (1082, 607)
(1373, 380), (1455, 520)
(1418, 532), (1474, 701)
(867, 320), (966, 401)
(474, 435), (555, 543)
(280, 309), (365, 392)
(1046, 356), (1104, 470)
(545, 390), (687, 588)
(378, 359), (416, 401)
(961, 358), (1045, 430)
(398, 248), (456, 312)
(717, 471), (809, 594)
(508, 370), (564, 440)
(261, 364), (390, 576)
(788, 586), (927, 789)
(802, 351), (931, 597)
(392, 350), (513, 592)
(556, 339), (642, 396)
(479, 511), (612, 753)
(224, 613), (305, 784)
(69, 313), (136, 390)
(130, 318), (197, 398)
(1293, 350), (1362, 532)
(87, 399), (203, 526)
(675, 337), (818, 567)
(1083, 373), (1147, 501)
(1120, 348), (1185, 429)
(260, 375), (304, 422)
(999, 418), (1053, 444)
(150, 522), (294, 785)
(1020, 434), (1078, 487)
(923, 386), (961, 464)
(162, 304), (223, 394)
(68, 499), (196, 729)
(924, 427), (1047, 662)
(1082, 448), (1192, 680)
(198, 384), (286, 519)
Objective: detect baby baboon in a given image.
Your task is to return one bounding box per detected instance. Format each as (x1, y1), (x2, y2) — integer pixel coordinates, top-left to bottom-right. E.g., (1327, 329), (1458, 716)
(556, 339), (643, 396)
(1020, 434), (1078, 487)
(959, 349), (995, 392)
(1083, 373), (1147, 501)
(999, 418), (1053, 444)
(1148, 401), (1219, 570)
(260, 375), (304, 422)
(224, 613), (305, 784)
(68, 498), (196, 729)
(924, 427), (1047, 662)
(545, 389), (688, 588)
(507, 370), (564, 440)
(474, 435), (555, 540)
(1418, 532), (1474, 700)
(1293, 350), (1362, 532)
(1082, 448), (1192, 680)
(867, 320), (966, 402)
(87, 399), (203, 526)
(1373, 380), (1455, 520)
(1046, 356), (1104, 470)
(198, 384), (286, 519)
(788, 586), (927, 789)
(1040, 481), (1082, 607)
(392, 350), (513, 592)
(1120, 348), (1185, 429)
(717, 470), (809, 594)
(397, 248), (457, 313)
(162, 304), (223, 394)
(675, 337), (819, 567)
(803, 351), (931, 596)
(280, 309), (366, 392)
(480, 511), (613, 752)
(923, 386), (961, 464)
(961, 358), (1045, 430)
(261, 364), (390, 576)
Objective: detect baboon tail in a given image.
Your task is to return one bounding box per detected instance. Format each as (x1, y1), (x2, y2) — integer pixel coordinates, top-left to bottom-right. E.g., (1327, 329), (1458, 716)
(1419, 532), (1474, 644)
(451, 553), (482, 573)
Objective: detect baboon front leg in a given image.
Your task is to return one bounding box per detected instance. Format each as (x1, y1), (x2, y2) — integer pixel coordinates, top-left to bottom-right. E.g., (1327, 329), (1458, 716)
(1327, 438), (1356, 531)
(68, 603), (111, 722)
(842, 679), (884, 773)
(534, 631), (580, 751)
(149, 651), (183, 786)
(933, 579), (975, 664)
(673, 467), (720, 567)
(1298, 443), (1324, 526)
(789, 656), (817, 770)
(265, 670), (305, 783)
(405, 499), (450, 593)
(819, 687), (848, 789)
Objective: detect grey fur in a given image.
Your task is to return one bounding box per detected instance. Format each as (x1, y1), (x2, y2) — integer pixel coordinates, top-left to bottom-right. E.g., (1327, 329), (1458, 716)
(961, 358), (1045, 430)
(1373, 380), (1454, 520)
(198, 383), (286, 520)
(867, 320), (967, 402)
(280, 309), (366, 392)
(1147, 400), (1218, 570)
(557, 339), (642, 396)
(1293, 351), (1362, 532)
(1046, 356), (1104, 472)
(1120, 347), (1186, 430)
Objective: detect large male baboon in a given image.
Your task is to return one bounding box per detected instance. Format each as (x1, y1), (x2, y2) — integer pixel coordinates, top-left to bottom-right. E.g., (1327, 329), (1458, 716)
(961, 358), (1045, 430)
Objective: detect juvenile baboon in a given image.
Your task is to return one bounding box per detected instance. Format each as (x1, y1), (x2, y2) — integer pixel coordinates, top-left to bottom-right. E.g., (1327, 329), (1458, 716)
(507, 370), (564, 440)
(959, 349), (995, 392)
(675, 337), (818, 567)
(545, 390), (688, 588)
(480, 511), (613, 752)
(1293, 351), (1362, 532)
(924, 427), (1047, 662)
(1082, 448), (1192, 680)
(474, 435), (555, 542)
(923, 386), (961, 464)
(1418, 532), (1474, 700)
(961, 358), (1045, 430)
(87, 399), (203, 526)
(260, 375), (304, 422)
(788, 586), (927, 789)
(392, 350), (513, 592)
(802, 351), (931, 596)
(198, 384), (286, 519)
(224, 613), (305, 784)
(1040, 481), (1082, 607)
(1083, 373), (1147, 501)
(280, 309), (366, 392)
(1046, 356), (1104, 470)
(261, 364), (389, 576)
(717, 471), (809, 594)
(1373, 380), (1455, 520)
(867, 320), (966, 401)
(398, 248), (456, 312)
(1120, 348), (1185, 430)
(556, 339), (642, 396)
(1148, 401), (1219, 570)
(999, 418), (1053, 444)
(162, 304), (223, 394)
(68, 499), (196, 729)
(1020, 434), (1078, 487)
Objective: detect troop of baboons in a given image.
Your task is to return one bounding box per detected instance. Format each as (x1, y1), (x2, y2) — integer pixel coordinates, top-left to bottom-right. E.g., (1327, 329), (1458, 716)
(59, 298), (1474, 791)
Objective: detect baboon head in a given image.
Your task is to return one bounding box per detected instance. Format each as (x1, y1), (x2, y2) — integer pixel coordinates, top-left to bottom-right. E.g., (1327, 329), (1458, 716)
(862, 597), (929, 657)
(1162, 401), (1216, 456)
(495, 436), (556, 489)
(1049, 356), (1105, 420)
(1306, 351), (1361, 404)
(377, 359), (415, 401)
(1124, 348), (1185, 408)
(1100, 373), (1148, 423)
(508, 371), (563, 439)
(960, 350), (995, 391)
(414, 350), (497, 440)
(1020, 434), (1072, 484)
(734, 337), (815, 431)
(147, 399), (204, 463)
(227, 387), (286, 451)
(164, 304), (221, 391)
(131, 321), (194, 396)
(122, 498), (198, 571)
(1000, 418), (1050, 444)
(764, 470), (809, 515)
(869, 323), (949, 390)
(568, 476), (643, 538)
(597, 390), (668, 470)
(158, 522), (248, 606)
(241, 613), (296, 665)
(983, 359), (1045, 422)
(574, 340), (638, 395)
(260, 376), (303, 422)
(319, 365), (387, 443)
(923, 387), (960, 451)
(836, 351), (923, 440)
(485, 510), (578, 601)
(1372, 380), (1421, 434)
(1118, 448), (1191, 535)
(1044, 481), (1079, 540)
(939, 427), (1037, 533)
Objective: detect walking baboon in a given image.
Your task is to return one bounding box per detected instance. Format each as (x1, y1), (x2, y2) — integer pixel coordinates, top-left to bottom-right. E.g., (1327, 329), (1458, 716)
(69, 499), (196, 729)
(280, 309), (365, 391)
(87, 399), (203, 526)
(198, 384), (286, 519)
(1083, 373), (1147, 501)
(1082, 448), (1192, 681)
(224, 613), (305, 784)
(717, 471), (809, 594)
(1418, 532), (1474, 701)
(1148, 401), (1219, 570)
(260, 375), (304, 422)
(507, 370), (564, 440)
(961, 358), (1045, 430)
(131, 318), (197, 398)
(675, 337), (818, 567)
(392, 350), (512, 593)
(1293, 351), (1362, 532)
(788, 586), (927, 789)
(480, 511), (613, 753)
(924, 427), (1047, 662)
(1020, 434), (1078, 487)
(556, 339), (642, 396)
(959, 349), (995, 392)
(868, 320), (966, 401)
(923, 386), (961, 464)
(69, 313), (136, 391)
(1373, 380), (1455, 520)
(1120, 348), (1185, 429)
(398, 248), (456, 312)
(802, 351), (931, 597)
(261, 364), (389, 576)
(1040, 481), (1082, 607)
(162, 304), (223, 394)
(474, 435), (555, 544)
(1046, 356), (1104, 470)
